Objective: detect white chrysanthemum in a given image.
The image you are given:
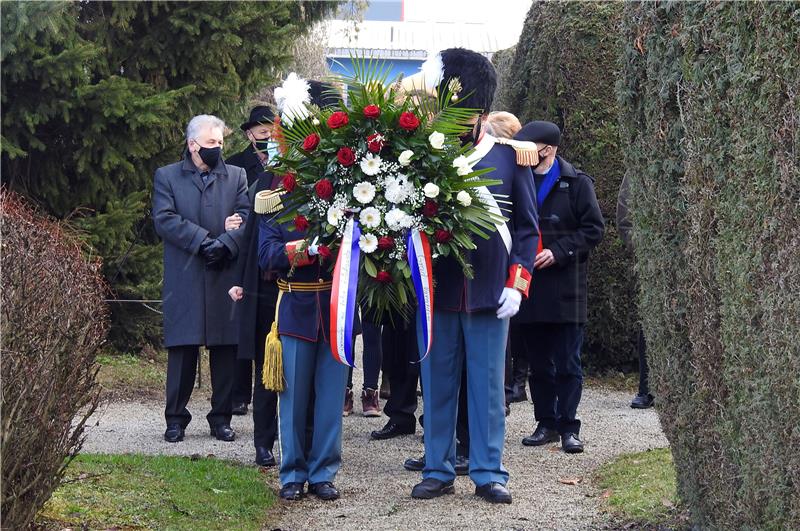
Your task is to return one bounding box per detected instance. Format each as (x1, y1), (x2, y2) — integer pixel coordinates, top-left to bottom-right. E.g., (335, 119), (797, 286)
(453, 155), (472, 176)
(423, 182), (440, 198)
(398, 150), (414, 166)
(428, 131), (445, 150)
(274, 72), (311, 124)
(360, 153), (382, 176)
(385, 208), (413, 231)
(456, 190), (472, 207)
(359, 233), (378, 253)
(353, 182), (376, 204)
(384, 180), (406, 204)
(327, 206), (344, 227)
(359, 207), (381, 229)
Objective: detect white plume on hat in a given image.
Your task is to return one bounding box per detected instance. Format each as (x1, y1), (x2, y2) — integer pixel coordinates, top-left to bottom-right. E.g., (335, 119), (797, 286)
(274, 72), (311, 124)
(419, 51), (444, 91)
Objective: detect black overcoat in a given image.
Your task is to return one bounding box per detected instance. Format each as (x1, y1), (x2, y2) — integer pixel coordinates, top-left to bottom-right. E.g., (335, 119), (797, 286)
(513, 156), (604, 324)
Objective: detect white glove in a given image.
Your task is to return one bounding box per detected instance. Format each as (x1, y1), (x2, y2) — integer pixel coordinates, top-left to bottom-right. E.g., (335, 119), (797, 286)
(496, 287), (522, 320)
(307, 236), (319, 256)
(228, 286), (243, 302)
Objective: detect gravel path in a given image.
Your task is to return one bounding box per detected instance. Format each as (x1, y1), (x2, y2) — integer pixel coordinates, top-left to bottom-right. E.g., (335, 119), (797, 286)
(83, 370), (667, 531)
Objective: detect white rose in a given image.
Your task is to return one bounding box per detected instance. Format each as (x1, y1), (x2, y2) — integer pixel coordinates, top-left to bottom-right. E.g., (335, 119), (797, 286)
(358, 233), (378, 253)
(428, 131), (445, 150)
(360, 153), (382, 176)
(398, 150), (414, 166)
(327, 206), (343, 227)
(359, 207), (381, 229)
(452, 155), (472, 176)
(456, 190), (472, 207)
(423, 182), (440, 199)
(353, 181), (376, 204)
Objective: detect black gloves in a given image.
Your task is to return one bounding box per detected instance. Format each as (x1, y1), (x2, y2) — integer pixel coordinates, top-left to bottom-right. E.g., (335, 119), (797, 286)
(199, 237), (230, 268)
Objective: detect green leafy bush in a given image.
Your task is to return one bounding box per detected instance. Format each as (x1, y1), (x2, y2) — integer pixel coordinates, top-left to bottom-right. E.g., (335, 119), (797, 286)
(502, 1), (637, 370)
(617, 2), (800, 528)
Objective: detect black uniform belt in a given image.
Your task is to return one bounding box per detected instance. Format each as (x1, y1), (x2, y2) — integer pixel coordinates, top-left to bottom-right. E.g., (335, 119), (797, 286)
(277, 279), (332, 292)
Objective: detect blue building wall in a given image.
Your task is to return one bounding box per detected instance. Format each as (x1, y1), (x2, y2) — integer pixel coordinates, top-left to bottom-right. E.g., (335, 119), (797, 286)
(327, 57), (422, 84)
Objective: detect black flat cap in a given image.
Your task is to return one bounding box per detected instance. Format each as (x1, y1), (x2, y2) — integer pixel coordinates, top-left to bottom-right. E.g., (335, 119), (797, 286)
(515, 120), (561, 146)
(240, 106), (275, 131)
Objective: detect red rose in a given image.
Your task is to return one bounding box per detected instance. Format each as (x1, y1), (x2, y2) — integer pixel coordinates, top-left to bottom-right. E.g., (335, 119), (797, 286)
(375, 271), (393, 284)
(302, 133), (320, 151)
(434, 229), (453, 243)
(367, 133), (384, 154)
(398, 111), (420, 131)
(282, 174), (297, 192)
(337, 146), (355, 167)
(294, 215), (309, 232)
(423, 199), (439, 217)
(327, 111), (349, 129)
(377, 236), (395, 251)
(318, 244), (332, 261)
(314, 178), (334, 200)
(363, 105), (380, 119)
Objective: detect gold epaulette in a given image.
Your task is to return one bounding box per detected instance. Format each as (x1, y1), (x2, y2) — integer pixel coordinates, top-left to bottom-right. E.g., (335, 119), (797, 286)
(254, 189), (284, 214)
(495, 137), (540, 167)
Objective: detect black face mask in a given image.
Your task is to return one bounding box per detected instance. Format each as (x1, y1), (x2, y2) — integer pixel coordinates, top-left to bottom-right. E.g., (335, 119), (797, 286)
(197, 146), (221, 168)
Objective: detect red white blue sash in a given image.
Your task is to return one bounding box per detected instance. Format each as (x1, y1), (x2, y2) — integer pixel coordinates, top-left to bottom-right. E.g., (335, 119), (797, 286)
(407, 229), (434, 359)
(330, 218), (361, 367)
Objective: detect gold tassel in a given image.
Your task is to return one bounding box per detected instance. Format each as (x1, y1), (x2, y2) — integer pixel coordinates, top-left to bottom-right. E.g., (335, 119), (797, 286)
(495, 137), (540, 167)
(262, 291), (285, 392)
(262, 322), (285, 392)
(254, 190), (284, 214)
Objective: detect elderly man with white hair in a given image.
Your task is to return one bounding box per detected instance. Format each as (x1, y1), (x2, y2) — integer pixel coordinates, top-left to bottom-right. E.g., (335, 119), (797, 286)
(152, 114), (249, 443)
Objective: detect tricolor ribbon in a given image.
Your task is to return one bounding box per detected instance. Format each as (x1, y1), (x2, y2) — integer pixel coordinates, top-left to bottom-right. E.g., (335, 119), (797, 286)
(330, 218), (361, 367)
(407, 229), (435, 360)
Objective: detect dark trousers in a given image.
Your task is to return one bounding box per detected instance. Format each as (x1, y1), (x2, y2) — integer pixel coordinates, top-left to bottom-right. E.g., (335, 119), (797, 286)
(513, 322), (584, 435)
(233, 359), (253, 405)
(252, 313), (279, 450)
(382, 319), (419, 431)
(504, 336), (529, 401)
(346, 321), (383, 391)
(165, 345), (236, 428)
(637, 326), (650, 396)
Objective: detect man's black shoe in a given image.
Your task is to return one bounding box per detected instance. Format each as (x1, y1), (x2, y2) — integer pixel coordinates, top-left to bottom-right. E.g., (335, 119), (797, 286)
(475, 482), (512, 504)
(455, 455), (469, 476)
(630, 393), (655, 409)
(255, 446), (276, 467)
(279, 482), (305, 501)
(404, 455), (425, 472)
(164, 424), (184, 443)
(209, 424), (236, 442)
(522, 425), (560, 446)
(370, 421), (414, 440)
(411, 478), (455, 499)
(562, 432), (584, 454)
(309, 481), (340, 501)
(232, 402), (249, 415)
(505, 403), (511, 417)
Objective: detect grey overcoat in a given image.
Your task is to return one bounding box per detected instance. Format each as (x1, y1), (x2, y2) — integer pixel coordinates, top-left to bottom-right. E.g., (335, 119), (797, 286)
(152, 155), (249, 347)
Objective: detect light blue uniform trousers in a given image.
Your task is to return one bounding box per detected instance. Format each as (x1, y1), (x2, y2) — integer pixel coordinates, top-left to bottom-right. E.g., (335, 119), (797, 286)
(419, 310), (510, 486)
(278, 335), (348, 486)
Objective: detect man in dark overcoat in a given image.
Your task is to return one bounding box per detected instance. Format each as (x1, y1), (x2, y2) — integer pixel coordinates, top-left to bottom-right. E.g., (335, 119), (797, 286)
(511, 121), (605, 454)
(152, 114), (249, 443)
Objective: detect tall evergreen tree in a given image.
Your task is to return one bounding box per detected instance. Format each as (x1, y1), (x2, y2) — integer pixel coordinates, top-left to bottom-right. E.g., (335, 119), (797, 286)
(1, 1), (339, 351)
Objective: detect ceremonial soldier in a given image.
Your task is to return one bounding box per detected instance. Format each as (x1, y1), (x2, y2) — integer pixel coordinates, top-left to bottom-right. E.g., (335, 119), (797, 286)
(511, 121), (605, 454)
(403, 48), (539, 504)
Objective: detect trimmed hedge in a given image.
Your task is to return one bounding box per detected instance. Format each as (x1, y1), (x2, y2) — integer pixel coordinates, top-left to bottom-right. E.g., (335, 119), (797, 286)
(618, 2), (800, 528)
(503, 1), (637, 370)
